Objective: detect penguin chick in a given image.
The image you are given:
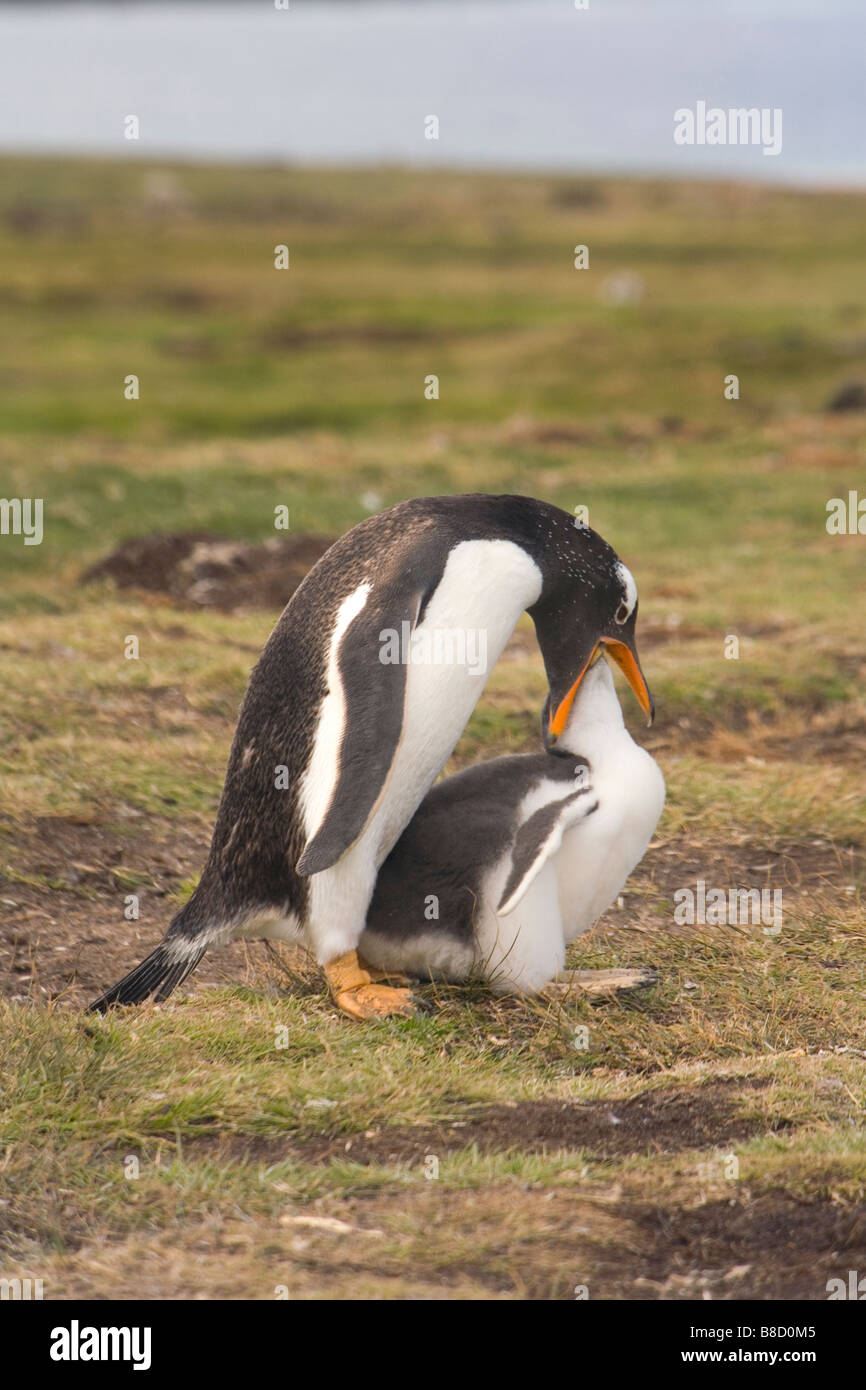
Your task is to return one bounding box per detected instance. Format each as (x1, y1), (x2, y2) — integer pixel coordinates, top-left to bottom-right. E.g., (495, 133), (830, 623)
(359, 654), (665, 996)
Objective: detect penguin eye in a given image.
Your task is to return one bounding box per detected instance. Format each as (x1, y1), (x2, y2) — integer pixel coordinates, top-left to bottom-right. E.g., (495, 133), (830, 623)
(614, 599), (630, 625)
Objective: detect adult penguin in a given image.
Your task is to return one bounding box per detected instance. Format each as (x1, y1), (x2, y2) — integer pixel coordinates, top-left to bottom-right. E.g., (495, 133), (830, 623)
(89, 494), (653, 1020)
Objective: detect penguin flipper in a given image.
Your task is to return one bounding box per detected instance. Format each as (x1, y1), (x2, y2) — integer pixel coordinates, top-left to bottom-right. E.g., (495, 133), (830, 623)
(297, 586), (429, 877)
(497, 787), (598, 917)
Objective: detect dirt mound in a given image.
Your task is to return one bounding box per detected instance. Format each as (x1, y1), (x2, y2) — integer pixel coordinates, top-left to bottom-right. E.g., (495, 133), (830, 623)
(81, 531), (335, 611)
(826, 380), (866, 413)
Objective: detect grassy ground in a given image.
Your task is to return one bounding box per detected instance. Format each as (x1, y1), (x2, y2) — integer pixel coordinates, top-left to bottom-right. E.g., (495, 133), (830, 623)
(1, 157), (865, 1300)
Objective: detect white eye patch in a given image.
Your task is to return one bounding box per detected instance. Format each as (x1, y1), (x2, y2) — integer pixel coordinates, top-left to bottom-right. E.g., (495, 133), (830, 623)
(614, 561), (638, 623)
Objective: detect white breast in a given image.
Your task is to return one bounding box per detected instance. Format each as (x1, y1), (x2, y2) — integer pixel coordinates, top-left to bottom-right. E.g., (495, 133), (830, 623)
(555, 728), (664, 941)
(368, 538), (543, 860)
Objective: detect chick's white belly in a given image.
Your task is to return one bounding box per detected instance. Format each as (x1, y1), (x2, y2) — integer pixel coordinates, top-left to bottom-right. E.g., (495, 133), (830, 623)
(556, 747), (664, 940)
(474, 859), (566, 994)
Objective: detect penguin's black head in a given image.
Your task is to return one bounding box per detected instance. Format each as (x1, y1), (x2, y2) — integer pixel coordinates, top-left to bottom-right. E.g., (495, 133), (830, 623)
(527, 510), (654, 742)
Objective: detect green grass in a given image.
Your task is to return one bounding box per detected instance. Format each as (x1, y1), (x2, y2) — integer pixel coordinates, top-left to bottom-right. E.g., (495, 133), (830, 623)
(3, 158), (866, 439)
(1, 157), (865, 1299)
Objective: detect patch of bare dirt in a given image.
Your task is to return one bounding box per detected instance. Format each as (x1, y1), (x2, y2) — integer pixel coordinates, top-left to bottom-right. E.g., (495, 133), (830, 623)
(751, 718), (866, 762)
(0, 816), (267, 1006)
(80, 531), (334, 611)
(189, 1078), (774, 1168)
(600, 1193), (866, 1300)
(630, 837), (861, 904)
(316, 1184), (866, 1300)
(358, 1188), (866, 1299)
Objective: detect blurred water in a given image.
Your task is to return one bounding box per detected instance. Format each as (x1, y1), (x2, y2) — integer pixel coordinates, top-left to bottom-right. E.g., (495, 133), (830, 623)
(0, 0), (863, 184)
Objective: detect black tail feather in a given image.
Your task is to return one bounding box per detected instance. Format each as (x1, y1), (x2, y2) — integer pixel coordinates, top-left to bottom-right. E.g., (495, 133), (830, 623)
(87, 940), (207, 1013)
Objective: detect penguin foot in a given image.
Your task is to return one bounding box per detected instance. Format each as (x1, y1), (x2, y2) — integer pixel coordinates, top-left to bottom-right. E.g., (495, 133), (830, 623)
(324, 950), (416, 1021)
(542, 966), (659, 1000)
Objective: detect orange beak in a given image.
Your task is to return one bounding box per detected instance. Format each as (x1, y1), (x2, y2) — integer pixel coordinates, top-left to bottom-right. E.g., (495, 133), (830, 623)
(548, 638), (654, 738)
